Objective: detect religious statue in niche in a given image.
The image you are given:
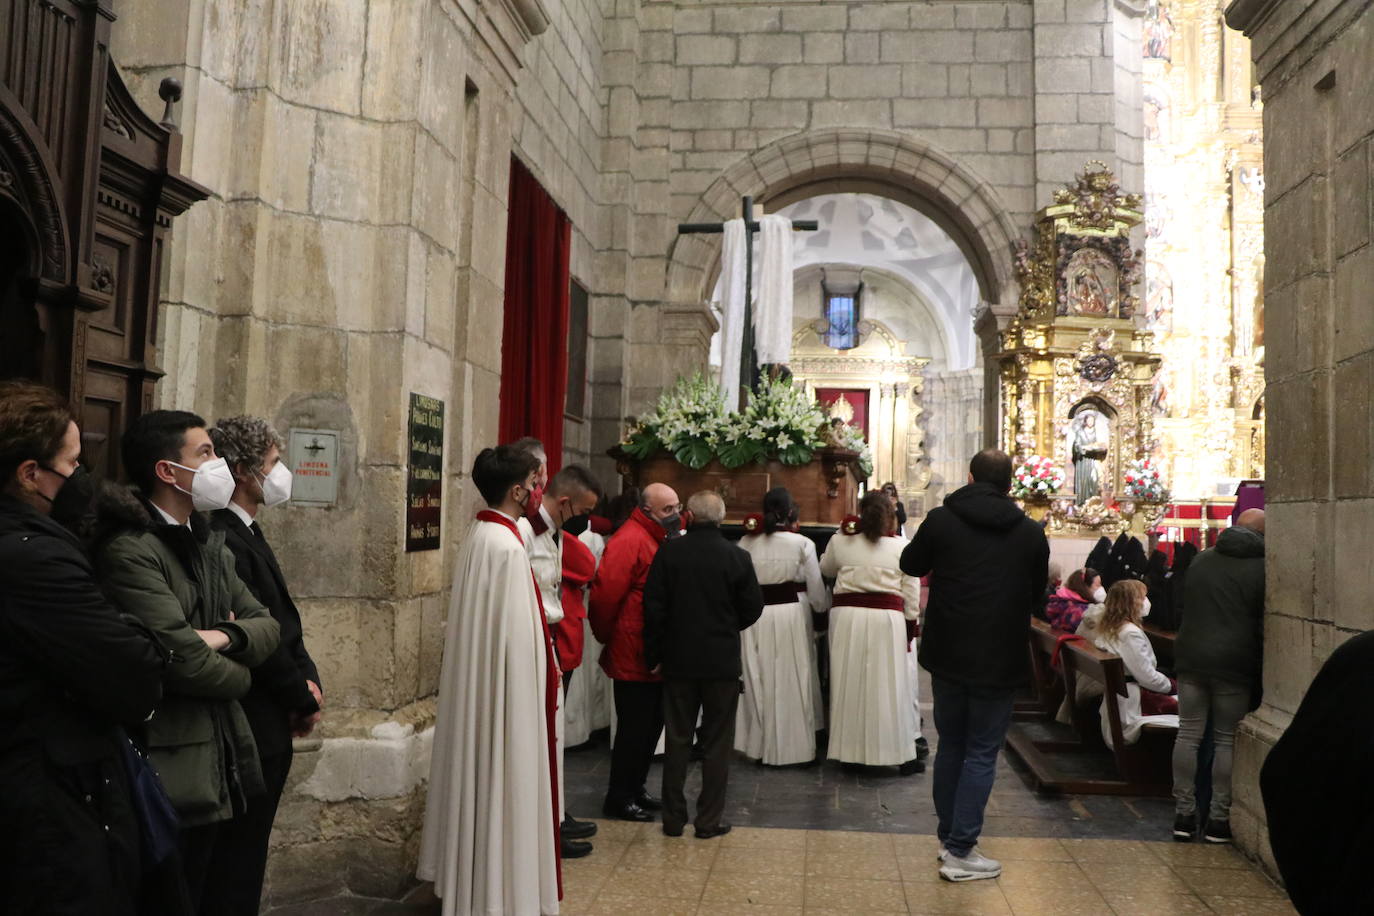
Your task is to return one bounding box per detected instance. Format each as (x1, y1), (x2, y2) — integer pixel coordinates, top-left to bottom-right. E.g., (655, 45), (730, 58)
(1146, 260), (1174, 333)
(1066, 248), (1119, 317)
(1070, 408), (1110, 504)
(1144, 0), (1174, 61)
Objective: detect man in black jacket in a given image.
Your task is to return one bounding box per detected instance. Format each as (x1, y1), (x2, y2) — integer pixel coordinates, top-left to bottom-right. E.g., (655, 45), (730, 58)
(901, 449), (1049, 882)
(643, 490), (763, 839)
(0, 381), (168, 915)
(206, 415), (322, 914)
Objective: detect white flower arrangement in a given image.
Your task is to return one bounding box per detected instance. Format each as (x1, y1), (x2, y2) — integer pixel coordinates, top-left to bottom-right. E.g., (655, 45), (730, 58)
(1011, 454), (1067, 499)
(621, 373), (869, 471)
(826, 421), (875, 478)
(1123, 456), (1170, 502)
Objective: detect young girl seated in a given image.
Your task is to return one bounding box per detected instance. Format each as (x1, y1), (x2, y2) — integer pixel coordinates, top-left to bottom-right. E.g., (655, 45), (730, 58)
(1077, 578), (1179, 747)
(1045, 567), (1104, 631)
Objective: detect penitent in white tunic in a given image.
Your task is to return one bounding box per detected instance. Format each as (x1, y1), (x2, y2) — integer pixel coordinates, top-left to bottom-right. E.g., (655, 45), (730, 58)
(564, 528), (612, 746)
(736, 531), (829, 765)
(819, 533), (922, 766)
(418, 516), (559, 916)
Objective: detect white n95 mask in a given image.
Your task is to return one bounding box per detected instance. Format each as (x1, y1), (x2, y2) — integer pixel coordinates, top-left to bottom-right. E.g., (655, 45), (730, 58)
(169, 457), (236, 511)
(257, 462), (293, 507)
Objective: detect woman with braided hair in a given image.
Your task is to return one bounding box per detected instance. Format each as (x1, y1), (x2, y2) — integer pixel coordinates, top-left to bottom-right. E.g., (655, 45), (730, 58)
(819, 491), (923, 773)
(735, 488), (828, 765)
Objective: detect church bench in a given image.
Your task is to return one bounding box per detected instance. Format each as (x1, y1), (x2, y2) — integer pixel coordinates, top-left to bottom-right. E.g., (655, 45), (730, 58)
(1014, 618), (1067, 721)
(1006, 621), (1175, 797)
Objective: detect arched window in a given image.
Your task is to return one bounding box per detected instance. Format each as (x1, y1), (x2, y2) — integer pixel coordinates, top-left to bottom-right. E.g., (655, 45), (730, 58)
(822, 272), (862, 350)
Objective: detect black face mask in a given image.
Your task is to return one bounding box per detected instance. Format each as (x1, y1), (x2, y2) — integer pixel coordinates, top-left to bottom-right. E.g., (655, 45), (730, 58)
(42, 464), (96, 530)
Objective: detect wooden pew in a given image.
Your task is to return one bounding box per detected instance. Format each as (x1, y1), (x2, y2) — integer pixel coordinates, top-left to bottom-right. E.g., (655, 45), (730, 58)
(1006, 620), (1175, 797)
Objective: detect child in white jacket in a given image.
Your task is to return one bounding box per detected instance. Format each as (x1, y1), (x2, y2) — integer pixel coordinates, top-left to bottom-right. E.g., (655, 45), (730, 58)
(1076, 579), (1179, 746)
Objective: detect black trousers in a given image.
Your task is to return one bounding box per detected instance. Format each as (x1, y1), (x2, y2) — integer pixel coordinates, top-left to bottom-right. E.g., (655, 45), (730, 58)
(661, 678), (740, 833)
(606, 680), (663, 808)
(177, 823), (220, 913)
(200, 749), (293, 915)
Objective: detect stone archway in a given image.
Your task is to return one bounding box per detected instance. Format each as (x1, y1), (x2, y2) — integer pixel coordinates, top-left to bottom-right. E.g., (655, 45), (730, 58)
(665, 128), (1021, 313)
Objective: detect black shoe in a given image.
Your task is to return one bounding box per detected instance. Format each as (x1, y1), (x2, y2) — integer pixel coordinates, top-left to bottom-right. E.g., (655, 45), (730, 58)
(1203, 819), (1232, 844)
(1172, 813), (1197, 842)
(602, 801), (655, 822)
(635, 792), (663, 812)
(562, 815), (598, 839)
(915, 736), (930, 762)
(898, 758), (926, 776)
(561, 837), (593, 859)
(695, 823), (732, 839)
(662, 823), (684, 837)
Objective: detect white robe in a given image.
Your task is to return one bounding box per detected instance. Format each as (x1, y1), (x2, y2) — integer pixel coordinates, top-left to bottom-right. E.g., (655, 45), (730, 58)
(564, 526), (612, 746)
(819, 533), (922, 766)
(520, 509), (568, 820)
(418, 514), (559, 916)
(736, 531), (828, 765)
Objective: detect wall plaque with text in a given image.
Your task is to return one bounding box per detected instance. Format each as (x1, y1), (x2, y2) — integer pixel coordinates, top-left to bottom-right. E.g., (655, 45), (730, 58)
(287, 429), (340, 507)
(406, 393), (444, 552)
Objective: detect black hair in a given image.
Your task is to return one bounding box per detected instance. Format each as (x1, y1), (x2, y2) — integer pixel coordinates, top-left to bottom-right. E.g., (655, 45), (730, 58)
(857, 490), (893, 543)
(472, 445), (539, 507)
(762, 486), (795, 535)
(608, 487), (640, 530)
(122, 410), (207, 494)
(550, 463), (603, 499)
(969, 448), (1013, 491)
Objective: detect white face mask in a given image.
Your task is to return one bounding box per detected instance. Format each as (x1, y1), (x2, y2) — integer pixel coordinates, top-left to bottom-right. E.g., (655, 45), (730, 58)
(1141, 597), (1152, 618)
(1092, 587), (1107, 603)
(257, 462), (293, 507)
(168, 457), (236, 511)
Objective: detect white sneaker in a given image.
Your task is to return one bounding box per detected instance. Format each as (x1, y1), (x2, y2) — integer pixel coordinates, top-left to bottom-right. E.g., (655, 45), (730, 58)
(936, 845), (948, 862)
(939, 849), (1002, 882)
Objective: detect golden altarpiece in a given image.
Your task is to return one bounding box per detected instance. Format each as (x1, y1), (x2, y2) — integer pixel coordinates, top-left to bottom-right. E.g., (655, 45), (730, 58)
(790, 319), (932, 511)
(996, 163), (1164, 537)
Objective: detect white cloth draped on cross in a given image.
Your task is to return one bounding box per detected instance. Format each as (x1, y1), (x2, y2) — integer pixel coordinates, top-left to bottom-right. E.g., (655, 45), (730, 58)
(717, 213), (795, 407)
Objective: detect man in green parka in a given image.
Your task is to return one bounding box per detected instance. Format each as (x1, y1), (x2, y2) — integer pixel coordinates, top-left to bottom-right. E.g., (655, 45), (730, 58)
(97, 410), (280, 908)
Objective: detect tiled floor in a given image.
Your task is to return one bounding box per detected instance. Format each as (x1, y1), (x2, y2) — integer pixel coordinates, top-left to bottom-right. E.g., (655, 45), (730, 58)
(558, 820), (1295, 916)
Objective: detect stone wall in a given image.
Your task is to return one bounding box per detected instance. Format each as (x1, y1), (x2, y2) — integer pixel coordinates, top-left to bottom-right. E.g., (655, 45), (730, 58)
(1225, 0), (1374, 878)
(110, 0), (598, 906)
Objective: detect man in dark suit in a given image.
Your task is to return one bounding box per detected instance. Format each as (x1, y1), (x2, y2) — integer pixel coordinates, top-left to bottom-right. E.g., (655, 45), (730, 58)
(643, 491), (763, 840)
(206, 416), (321, 914)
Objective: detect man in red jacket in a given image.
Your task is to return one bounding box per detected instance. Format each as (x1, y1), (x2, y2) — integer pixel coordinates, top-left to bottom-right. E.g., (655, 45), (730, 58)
(589, 482), (681, 821)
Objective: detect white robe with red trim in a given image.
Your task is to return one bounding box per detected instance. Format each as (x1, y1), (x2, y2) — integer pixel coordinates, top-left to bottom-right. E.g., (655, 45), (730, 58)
(418, 514), (559, 915)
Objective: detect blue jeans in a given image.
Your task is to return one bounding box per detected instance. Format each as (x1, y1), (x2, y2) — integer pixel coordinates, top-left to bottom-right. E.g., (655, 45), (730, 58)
(931, 675), (1016, 858)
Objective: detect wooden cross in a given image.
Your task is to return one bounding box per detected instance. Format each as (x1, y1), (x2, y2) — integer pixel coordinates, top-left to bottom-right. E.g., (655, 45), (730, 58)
(678, 195), (820, 406)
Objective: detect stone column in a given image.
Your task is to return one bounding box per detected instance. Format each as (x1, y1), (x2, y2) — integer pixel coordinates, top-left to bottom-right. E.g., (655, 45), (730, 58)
(1225, 0), (1374, 877)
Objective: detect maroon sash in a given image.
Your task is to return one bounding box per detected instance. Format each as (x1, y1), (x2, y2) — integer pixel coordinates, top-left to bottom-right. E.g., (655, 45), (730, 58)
(761, 582), (804, 606)
(831, 591), (904, 612)
(476, 510), (562, 898)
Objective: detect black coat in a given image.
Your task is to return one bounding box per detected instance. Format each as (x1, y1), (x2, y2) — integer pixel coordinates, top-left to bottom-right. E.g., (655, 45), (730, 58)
(210, 509), (320, 758)
(901, 483), (1050, 689)
(1175, 526), (1265, 691)
(642, 525), (763, 680)
(1262, 631), (1374, 915)
(0, 495), (168, 915)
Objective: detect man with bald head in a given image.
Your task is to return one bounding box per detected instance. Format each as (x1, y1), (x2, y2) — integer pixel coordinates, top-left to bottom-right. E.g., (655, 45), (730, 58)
(1171, 508), (1265, 844)
(589, 482), (682, 820)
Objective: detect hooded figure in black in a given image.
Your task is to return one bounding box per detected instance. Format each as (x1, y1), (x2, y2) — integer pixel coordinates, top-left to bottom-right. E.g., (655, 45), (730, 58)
(1085, 536), (1112, 577)
(1262, 631), (1374, 915)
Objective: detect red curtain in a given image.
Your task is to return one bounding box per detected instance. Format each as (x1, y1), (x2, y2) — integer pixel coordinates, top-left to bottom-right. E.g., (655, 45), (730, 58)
(499, 157), (572, 473)
(815, 388), (870, 440)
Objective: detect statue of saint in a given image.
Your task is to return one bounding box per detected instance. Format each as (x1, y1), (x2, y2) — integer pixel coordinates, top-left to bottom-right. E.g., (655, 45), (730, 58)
(1066, 248), (1119, 317)
(1071, 411), (1109, 503)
